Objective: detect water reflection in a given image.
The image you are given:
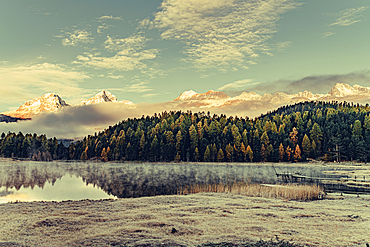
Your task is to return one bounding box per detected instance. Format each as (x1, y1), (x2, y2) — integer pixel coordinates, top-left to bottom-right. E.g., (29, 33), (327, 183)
(0, 161), (327, 202)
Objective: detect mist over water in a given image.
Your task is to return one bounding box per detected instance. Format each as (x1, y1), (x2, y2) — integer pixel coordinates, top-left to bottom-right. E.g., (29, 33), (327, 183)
(0, 160), (331, 202)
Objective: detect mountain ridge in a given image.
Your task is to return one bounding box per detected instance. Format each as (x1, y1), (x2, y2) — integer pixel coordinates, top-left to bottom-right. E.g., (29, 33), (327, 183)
(2, 90), (134, 119)
(2, 83), (370, 120)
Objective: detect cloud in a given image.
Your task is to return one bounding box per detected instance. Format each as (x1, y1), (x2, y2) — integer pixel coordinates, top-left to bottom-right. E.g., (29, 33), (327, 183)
(97, 15), (123, 21)
(97, 23), (112, 34)
(0, 63), (89, 109)
(0, 101), (265, 139)
(107, 75), (124, 79)
(74, 35), (159, 73)
(137, 18), (154, 29)
(330, 7), (368, 26)
(153, 0), (300, 70)
(239, 71), (370, 96)
(218, 79), (258, 91)
(57, 29), (94, 47)
(322, 31), (335, 38)
(126, 82), (153, 93)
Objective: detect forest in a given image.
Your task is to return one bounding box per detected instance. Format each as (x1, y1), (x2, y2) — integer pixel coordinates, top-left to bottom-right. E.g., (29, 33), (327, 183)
(1, 101), (370, 163)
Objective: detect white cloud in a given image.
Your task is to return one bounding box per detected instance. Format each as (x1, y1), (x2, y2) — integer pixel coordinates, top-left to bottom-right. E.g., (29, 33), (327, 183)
(107, 75), (124, 79)
(57, 29), (94, 47)
(322, 31), (335, 38)
(153, 0), (299, 70)
(0, 63), (89, 108)
(218, 79), (260, 91)
(97, 15), (123, 21)
(97, 23), (112, 34)
(137, 18), (154, 29)
(74, 35), (159, 73)
(330, 7), (368, 26)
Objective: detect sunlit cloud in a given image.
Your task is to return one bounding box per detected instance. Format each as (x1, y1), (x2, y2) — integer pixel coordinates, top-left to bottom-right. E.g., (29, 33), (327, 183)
(107, 74), (124, 79)
(97, 15), (123, 21)
(74, 35), (159, 73)
(330, 7), (368, 26)
(153, 0), (300, 70)
(97, 23), (112, 34)
(0, 63), (89, 107)
(57, 29), (94, 47)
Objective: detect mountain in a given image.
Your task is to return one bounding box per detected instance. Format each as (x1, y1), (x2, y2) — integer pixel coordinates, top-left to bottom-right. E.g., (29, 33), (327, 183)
(1, 90), (134, 120)
(174, 83), (370, 109)
(2, 93), (69, 119)
(174, 90), (229, 101)
(328, 83), (370, 97)
(78, 90), (118, 105)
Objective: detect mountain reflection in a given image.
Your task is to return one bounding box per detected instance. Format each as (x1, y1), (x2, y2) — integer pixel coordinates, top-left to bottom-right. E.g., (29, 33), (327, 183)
(0, 161), (325, 199)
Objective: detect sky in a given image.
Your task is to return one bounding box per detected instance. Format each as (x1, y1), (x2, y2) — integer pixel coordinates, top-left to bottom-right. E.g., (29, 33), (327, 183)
(1, 0), (370, 113)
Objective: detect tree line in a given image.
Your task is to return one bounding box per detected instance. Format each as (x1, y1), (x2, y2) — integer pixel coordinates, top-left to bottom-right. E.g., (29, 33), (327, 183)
(1, 101), (370, 162)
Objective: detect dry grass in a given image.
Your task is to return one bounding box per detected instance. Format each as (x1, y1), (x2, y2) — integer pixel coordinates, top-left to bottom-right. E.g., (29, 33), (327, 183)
(178, 182), (324, 201)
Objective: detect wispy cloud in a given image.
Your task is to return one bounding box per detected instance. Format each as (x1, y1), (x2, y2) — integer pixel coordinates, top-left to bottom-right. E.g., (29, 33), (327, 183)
(322, 31), (335, 38)
(0, 63), (89, 107)
(97, 23), (112, 34)
(57, 29), (94, 47)
(97, 15), (123, 21)
(107, 74), (124, 79)
(330, 7), (368, 26)
(153, 0), (300, 70)
(218, 79), (259, 91)
(74, 35), (159, 73)
(126, 82), (153, 93)
(107, 81), (153, 94)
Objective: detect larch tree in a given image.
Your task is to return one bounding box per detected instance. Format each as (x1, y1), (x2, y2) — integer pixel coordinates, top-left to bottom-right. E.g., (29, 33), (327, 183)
(301, 134), (312, 159)
(278, 143), (284, 162)
(294, 144), (301, 162)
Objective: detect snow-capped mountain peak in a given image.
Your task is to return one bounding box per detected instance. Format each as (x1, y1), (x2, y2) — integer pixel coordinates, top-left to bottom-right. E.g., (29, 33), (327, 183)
(174, 90), (199, 100)
(78, 90), (117, 105)
(2, 93), (69, 119)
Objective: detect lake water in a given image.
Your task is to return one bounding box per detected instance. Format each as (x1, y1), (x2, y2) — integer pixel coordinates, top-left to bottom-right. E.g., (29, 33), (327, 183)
(0, 160), (331, 203)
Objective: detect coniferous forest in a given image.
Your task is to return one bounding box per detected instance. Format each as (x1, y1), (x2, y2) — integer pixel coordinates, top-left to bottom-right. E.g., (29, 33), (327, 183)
(1, 101), (370, 163)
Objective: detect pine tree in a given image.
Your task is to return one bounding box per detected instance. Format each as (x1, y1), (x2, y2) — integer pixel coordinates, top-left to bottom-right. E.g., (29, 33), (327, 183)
(294, 144), (301, 162)
(211, 143), (217, 162)
(278, 143), (284, 161)
(240, 142), (247, 161)
(217, 148), (224, 162)
(302, 134), (311, 159)
(289, 127), (298, 146)
(310, 123), (323, 152)
(225, 144), (234, 162)
(311, 140), (317, 158)
(246, 145), (253, 162)
(260, 144), (266, 162)
(261, 131), (270, 146)
(286, 146), (292, 161)
(101, 147), (108, 162)
(204, 146), (211, 162)
(194, 147), (199, 162)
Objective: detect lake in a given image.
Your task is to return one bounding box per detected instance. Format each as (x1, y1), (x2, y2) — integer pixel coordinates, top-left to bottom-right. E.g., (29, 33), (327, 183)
(0, 159), (337, 203)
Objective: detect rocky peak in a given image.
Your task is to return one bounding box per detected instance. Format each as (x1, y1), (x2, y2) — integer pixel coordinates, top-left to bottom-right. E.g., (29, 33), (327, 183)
(78, 90), (117, 105)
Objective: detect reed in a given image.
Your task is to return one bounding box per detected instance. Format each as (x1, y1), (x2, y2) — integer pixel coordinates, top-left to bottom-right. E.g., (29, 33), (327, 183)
(178, 182), (325, 201)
